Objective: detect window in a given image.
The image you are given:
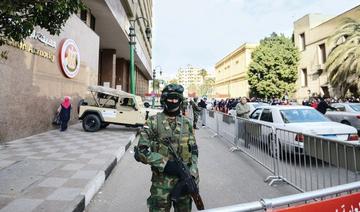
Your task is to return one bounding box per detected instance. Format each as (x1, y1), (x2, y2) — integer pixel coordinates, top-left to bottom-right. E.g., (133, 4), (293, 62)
(301, 68), (308, 87)
(280, 109), (329, 123)
(299, 33), (306, 51)
(332, 104), (345, 112)
(260, 109), (273, 122)
(90, 14), (96, 30)
(121, 98), (135, 107)
(80, 9), (87, 23)
(350, 104), (360, 112)
(250, 108), (262, 120)
(318, 43), (326, 64)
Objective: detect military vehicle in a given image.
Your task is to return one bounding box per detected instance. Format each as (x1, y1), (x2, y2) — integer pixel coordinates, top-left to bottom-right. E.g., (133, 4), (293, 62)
(78, 86), (161, 132)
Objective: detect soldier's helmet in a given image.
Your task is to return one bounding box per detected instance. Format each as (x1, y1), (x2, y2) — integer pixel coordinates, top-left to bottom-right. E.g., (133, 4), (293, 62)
(160, 84), (184, 105)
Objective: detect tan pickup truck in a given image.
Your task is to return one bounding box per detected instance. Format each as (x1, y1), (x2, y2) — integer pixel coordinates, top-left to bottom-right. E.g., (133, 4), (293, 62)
(78, 85), (161, 132)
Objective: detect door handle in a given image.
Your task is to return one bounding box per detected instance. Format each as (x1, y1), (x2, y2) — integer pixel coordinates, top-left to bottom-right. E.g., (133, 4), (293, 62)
(119, 112), (123, 114)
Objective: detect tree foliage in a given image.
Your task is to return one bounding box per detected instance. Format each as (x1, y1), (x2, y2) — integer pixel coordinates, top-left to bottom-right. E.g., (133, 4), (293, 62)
(199, 69), (207, 80)
(325, 18), (360, 97)
(248, 33), (300, 98)
(199, 77), (215, 97)
(0, 0), (84, 46)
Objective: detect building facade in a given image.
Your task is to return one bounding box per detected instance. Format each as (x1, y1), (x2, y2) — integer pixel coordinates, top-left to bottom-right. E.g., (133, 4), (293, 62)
(176, 65), (204, 96)
(293, 5), (360, 100)
(0, 0), (153, 142)
(214, 43), (257, 98)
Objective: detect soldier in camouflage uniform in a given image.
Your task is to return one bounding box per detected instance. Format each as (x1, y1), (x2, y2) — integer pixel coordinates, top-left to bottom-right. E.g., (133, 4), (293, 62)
(181, 98), (188, 116)
(134, 84), (199, 212)
(190, 97), (202, 129)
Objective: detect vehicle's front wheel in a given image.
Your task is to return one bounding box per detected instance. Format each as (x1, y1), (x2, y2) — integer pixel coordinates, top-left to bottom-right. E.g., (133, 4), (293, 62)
(83, 114), (101, 132)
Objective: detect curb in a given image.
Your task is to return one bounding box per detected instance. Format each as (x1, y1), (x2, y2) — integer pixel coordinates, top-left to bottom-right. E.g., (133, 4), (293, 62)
(67, 130), (139, 212)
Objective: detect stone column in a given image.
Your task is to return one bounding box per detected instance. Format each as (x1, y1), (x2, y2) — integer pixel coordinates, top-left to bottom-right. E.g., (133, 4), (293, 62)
(99, 49), (116, 88)
(116, 58), (130, 92)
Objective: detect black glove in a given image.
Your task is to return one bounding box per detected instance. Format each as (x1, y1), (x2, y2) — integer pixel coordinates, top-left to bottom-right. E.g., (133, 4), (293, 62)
(164, 160), (181, 177)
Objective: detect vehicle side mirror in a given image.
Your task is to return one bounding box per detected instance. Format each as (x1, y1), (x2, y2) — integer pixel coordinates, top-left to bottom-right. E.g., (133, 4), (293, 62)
(144, 102), (150, 108)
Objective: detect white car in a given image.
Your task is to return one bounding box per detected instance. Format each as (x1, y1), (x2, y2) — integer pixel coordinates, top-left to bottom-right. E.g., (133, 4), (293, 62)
(326, 103), (360, 132)
(248, 106), (359, 154)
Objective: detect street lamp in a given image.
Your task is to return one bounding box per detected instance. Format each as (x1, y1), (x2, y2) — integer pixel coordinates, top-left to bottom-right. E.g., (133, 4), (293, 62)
(152, 66), (162, 108)
(128, 17), (151, 95)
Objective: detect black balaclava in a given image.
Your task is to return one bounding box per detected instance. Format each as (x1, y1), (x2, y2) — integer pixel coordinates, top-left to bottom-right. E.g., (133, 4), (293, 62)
(163, 93), (182, 117)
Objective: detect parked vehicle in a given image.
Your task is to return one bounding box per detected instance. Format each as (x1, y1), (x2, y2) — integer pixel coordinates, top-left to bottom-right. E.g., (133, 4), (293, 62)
(248, 106), (358, 155)
(228, 102), (269, 116)
(326, 103), (360, 132)
(78, 86), (162, 132)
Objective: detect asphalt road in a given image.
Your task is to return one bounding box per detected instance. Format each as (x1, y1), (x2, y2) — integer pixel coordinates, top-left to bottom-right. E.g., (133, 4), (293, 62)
(86, 126), (298, 212)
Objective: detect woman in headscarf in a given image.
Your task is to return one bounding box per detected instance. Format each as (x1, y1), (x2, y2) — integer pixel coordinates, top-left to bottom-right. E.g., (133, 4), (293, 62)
(57, 96), (72, 131)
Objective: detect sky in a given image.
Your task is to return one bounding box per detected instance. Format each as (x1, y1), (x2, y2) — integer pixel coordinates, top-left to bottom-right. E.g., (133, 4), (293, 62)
(152, 0), (360, 79)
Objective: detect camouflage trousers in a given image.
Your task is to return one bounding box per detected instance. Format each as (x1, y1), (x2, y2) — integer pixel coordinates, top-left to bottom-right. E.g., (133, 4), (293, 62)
(147, 181), (192, 212)
(193, 114), (199, 127)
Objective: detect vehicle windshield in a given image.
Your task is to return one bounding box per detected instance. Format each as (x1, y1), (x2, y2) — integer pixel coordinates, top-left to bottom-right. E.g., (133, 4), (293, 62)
(350, 104), (360, 112)
(280, 109), (329, 123)
(252, 103), (268, 108)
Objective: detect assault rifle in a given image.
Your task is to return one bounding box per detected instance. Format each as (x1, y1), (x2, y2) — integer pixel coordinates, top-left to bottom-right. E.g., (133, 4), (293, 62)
(163, 137), (205, 210)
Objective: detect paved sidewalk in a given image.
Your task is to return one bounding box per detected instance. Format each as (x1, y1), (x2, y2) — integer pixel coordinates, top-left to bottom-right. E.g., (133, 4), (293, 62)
(0, 123), (138, 212)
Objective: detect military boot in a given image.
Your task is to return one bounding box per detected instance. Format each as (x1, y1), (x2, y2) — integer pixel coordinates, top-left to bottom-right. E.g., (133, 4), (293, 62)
(193, 124), (199, 130)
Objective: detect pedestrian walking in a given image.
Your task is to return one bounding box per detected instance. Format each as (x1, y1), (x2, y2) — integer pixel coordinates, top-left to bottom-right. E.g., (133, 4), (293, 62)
(190, 97), (202, 129)
(198, 98), (207, 126)
(134, 84), (202, 212)
(57, 96), (72, 131)
(181, 98), (188, 116)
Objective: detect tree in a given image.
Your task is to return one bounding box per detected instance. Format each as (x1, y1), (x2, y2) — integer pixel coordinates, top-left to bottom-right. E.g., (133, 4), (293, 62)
(0, 0), (84, 53)
(199, 77), (215, 97)
(325, 18), (360, 97)
(247, 33), (300, 98)
(199, 69), (207, 81)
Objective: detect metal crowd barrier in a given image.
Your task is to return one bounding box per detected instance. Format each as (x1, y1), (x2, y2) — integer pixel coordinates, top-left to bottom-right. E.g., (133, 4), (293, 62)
(270, 128), (360, 192)
(197, 109), (360, 193)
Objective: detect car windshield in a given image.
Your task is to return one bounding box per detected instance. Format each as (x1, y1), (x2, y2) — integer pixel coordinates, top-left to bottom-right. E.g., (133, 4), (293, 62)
(252, 103), (268, 108)
(280, 109), (329, 123)
(350, 104), (360, 112)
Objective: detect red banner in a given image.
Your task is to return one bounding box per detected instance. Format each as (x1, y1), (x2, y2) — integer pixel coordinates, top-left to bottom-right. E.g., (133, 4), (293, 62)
(272, 192), (360, 212)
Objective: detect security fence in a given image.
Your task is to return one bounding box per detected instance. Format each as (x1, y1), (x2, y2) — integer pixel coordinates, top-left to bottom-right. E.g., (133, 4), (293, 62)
(194, 109), (360, 193)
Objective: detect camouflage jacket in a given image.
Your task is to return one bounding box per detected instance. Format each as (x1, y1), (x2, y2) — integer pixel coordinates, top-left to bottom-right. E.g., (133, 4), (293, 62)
(135, 112), (199, 181)
(190, 100), (202, 115)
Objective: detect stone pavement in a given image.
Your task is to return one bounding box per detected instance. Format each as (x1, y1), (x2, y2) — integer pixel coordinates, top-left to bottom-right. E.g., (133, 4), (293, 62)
(0, 123), (138, 212)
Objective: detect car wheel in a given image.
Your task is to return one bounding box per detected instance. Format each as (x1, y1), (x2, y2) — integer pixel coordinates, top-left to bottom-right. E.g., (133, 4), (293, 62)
(101, 123), (110, 129)
(83, 114), (101, 132)
(341, 120), (351, 126)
